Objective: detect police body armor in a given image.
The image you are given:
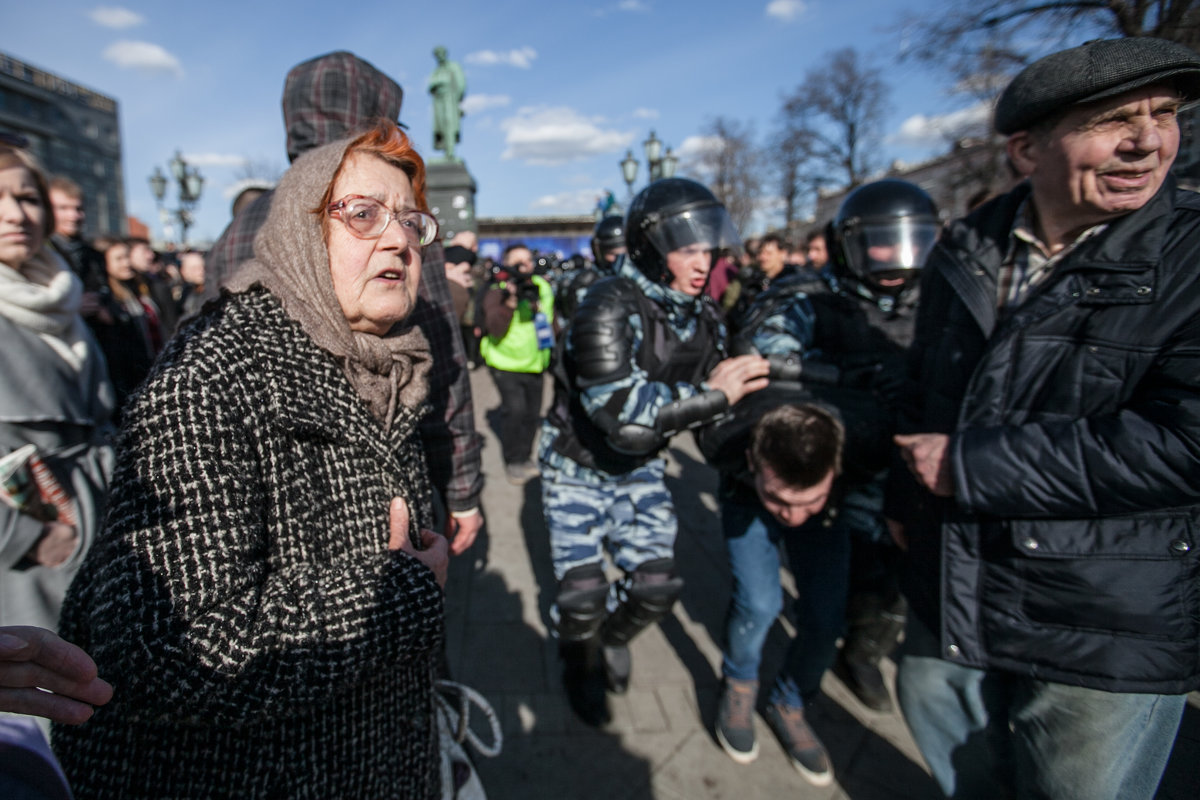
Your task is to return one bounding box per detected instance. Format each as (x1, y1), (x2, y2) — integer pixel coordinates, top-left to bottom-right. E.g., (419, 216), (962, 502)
(730, 271), (911, 483)
(548, 275), (724, 475)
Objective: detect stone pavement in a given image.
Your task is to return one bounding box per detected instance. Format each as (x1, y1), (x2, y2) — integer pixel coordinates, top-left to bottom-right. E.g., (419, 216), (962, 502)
(444, 368), (1200, 800)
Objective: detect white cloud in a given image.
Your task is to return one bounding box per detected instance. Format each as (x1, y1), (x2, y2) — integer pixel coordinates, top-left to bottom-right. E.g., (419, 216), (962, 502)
(501, 106), (633, 165)
(530, 188), (608, 213)
(765, 0), (806, 22)
(591, 0), (649, 15)
(891, 102), (991, 147)
(102, 41), (183, 77)
(221, 177), (275, 200)
(461, 93), (511, 115)
(676, 135), (722, 161)
(89, 6), (144, 29)
(465, 47), (537, 70)
(183, 153), (249, 168)
(632, 107), (659, 120)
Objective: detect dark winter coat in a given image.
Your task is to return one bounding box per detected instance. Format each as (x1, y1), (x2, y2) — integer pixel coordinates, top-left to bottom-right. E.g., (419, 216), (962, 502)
(889, 179), (1200, 694)
(54, 288), (444, 798)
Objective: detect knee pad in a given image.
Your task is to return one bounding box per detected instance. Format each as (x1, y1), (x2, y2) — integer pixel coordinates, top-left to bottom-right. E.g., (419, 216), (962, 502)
(555, 563), (609, 642)
(602, 558), (685, 646)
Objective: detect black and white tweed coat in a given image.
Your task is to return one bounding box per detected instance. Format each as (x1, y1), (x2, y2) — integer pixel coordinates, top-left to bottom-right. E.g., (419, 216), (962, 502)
(53, 288), (445, 799)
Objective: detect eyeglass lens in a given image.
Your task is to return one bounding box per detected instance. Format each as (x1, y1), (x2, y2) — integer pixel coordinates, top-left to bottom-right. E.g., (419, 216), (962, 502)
(339, 197), (436, 245)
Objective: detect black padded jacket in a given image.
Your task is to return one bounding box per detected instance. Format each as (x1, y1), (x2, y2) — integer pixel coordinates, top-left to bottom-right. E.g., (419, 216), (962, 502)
(888, 179), (1200, 694)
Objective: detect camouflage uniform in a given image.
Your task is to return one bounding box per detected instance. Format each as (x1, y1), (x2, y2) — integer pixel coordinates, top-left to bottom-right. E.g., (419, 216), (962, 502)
(540, 256), (726, 599)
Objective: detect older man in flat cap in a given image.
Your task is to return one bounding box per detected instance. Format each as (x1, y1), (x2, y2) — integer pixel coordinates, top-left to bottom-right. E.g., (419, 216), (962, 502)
(886, 37), (1200, 800)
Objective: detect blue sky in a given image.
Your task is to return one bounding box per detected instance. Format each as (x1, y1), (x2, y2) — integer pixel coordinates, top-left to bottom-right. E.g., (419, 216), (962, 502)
(3, 1), (1087, 243)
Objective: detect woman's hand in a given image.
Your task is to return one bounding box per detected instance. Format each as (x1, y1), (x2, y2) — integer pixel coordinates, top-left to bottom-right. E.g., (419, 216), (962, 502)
(387, 497), (449, 588)
(0, 626), (113, 724)
(27, 522), (79, 567)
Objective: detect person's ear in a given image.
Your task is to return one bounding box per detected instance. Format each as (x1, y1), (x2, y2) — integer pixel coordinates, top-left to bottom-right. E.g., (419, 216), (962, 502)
(1006, 132), (1038, 178)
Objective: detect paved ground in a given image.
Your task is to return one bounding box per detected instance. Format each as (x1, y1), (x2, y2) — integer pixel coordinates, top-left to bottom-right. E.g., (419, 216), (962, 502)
(444, 367), (1200, 800)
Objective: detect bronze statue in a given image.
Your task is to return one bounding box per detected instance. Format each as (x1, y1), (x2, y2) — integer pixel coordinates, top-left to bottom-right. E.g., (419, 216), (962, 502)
(428, 46), (465, 162)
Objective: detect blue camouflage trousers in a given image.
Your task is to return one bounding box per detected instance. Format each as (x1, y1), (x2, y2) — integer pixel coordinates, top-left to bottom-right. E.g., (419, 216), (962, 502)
(542, 458), (677, 622)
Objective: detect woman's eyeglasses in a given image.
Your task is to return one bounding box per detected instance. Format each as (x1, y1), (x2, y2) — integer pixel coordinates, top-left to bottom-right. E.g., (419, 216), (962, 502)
(327, 195), (439, 246)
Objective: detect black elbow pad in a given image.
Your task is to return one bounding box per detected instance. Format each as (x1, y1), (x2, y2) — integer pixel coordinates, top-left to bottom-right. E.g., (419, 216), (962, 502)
(657, 390), (730, 438)
(606, 422), (666, 456)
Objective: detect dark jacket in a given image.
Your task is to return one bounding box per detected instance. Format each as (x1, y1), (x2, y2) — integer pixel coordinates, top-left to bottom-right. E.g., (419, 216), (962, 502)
(54, 289), (443, 798)
(889, 180), (1200, 694)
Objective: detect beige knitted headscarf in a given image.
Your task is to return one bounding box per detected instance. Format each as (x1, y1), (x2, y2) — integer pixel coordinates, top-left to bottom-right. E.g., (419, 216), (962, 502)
(227, 136), (431, 430)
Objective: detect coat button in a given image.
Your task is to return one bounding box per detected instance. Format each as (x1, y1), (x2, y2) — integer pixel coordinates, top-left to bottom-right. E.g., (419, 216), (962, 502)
(1087, 286), (1101, 295)
(1137, 286), (1153, 295)
(1022, 537), (1039, 551)
(946, 644), (961, 658)
(1171, 540), (1191, 553)
(975, 269), (985, 276)
(1088, 346), (1099, 354)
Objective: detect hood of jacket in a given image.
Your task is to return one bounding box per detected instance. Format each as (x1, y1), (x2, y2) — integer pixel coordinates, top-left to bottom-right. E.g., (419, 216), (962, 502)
(283, 51), (404, 163)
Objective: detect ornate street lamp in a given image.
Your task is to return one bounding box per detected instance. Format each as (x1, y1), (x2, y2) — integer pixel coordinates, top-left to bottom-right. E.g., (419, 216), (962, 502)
(644, 130), (663, 181)
(661, 147), (678, 180)
(148, 150), (205, 246)
(620, 149), (639, 201)
(620, 131), (676, 198)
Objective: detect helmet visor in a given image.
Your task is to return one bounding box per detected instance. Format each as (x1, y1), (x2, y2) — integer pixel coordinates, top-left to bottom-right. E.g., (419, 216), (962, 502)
(644, 204), (742, 258)
(844, 219), (940, 275)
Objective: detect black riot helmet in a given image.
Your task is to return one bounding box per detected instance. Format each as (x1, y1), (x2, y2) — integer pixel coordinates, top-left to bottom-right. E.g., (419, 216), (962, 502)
(830, 179), (939, 300)
(591, 215), (626, 266)
(625, 177), (741, 286)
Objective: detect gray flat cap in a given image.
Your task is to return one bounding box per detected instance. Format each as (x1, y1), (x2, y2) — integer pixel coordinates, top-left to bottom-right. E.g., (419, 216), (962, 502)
(995, 37), (1200, 135)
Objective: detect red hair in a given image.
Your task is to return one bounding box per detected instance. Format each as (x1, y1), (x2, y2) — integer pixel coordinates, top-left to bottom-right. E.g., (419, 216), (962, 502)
(316, 119), (429, 219)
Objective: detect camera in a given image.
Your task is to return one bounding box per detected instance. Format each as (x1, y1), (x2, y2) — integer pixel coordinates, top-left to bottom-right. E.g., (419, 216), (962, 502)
(490, 265), (540, 304)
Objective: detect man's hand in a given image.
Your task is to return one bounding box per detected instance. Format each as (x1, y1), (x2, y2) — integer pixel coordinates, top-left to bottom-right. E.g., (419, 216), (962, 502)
(0, 626), (113, 724)
(445, 509), (483, 556)
(28, 522), (78, 567)
(885, 518), (908, 551)
(445, 261), (473, 289)
(894, 433), (955, 497)
(707, 354), (770, 406)
(388, 497), (449, 588)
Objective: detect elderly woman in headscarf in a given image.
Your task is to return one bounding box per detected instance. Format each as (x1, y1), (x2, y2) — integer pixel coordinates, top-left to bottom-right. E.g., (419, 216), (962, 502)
(53, 121), (450, 799)
(0, 143), (114, 636)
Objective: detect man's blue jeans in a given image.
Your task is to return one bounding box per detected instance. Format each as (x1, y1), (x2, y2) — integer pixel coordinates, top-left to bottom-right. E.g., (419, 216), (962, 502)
(721, 498), (850, 708)
(897, 615), (1187, 800)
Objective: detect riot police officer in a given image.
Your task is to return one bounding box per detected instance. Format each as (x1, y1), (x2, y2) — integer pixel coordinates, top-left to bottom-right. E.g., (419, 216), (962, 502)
(708, 179), (938, 782)
(539, 179), (769, 726)
(555, 214), (626, 322)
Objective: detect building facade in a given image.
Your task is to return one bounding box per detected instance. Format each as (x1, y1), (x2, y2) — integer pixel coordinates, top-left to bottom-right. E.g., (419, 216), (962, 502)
(0, 51), (125, 237)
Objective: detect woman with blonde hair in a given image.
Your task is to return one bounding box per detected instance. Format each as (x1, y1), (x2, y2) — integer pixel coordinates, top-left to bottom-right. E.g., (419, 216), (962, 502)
(0, 142), (113, 635)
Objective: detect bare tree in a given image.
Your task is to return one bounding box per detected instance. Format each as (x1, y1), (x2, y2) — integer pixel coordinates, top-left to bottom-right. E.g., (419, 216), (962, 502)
(232, 157), (284, 184)
(776, 48), (890, 196)
(898, 1), (1200, 90)
(682, 116), (762, 233)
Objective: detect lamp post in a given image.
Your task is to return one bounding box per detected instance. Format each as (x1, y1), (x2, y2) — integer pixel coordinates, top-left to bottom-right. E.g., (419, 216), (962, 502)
(148, 150), (204, 246)
(618, 130), (678, 201)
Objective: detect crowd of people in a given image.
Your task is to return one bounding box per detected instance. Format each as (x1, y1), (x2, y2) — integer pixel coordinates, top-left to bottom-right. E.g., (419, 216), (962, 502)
(2, 35), (1200, 800)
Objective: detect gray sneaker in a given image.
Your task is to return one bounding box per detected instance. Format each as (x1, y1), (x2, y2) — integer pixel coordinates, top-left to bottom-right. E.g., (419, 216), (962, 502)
(763, 701), (833, 786)
(715, 678), (759, 764)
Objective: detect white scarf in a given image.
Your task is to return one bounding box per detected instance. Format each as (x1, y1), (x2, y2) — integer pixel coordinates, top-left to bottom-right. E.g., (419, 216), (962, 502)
(0, 246), (93, 372)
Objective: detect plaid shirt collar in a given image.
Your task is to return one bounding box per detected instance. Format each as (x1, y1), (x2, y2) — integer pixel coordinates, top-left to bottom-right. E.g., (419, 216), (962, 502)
(997, 197), (1107, 309)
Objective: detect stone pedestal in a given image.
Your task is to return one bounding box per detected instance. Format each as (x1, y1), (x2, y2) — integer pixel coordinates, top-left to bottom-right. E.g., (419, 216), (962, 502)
(426, 161), (477, 242)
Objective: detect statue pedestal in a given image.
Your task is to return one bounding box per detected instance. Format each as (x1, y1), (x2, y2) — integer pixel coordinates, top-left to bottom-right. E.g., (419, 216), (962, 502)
(426, 161), (477, 242)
